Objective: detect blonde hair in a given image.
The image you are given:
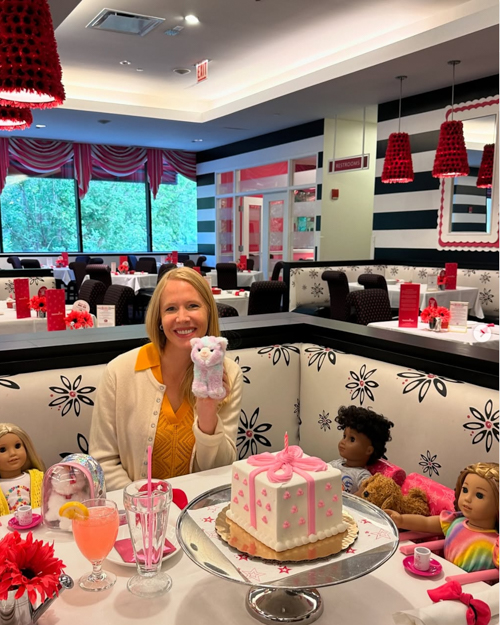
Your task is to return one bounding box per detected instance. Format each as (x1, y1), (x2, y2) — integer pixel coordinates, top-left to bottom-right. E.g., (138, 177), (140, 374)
(145, 267), (223, 406)
(0, 423), (46, 474)
(455, 462), (499, 526)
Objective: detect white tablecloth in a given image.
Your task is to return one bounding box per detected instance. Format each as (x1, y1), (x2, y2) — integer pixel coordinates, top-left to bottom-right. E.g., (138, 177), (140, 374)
(213, 290), (249, 316)
(0, 466), (495, 625)
(110, 273), (158, 294)
(368, 319), (500, 345)
(0, 302), (96, 335)
(42, 266), (75, 285)
(208, 270), (264, 288)
(350, 283), (484, 319)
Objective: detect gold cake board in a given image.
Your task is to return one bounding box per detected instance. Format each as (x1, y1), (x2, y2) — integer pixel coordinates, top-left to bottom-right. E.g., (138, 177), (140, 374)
(215, 505), (358, 563)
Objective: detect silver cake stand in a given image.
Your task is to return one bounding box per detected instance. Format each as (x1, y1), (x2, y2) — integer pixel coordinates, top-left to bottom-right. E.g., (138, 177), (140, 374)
(176, 485), (398, 624)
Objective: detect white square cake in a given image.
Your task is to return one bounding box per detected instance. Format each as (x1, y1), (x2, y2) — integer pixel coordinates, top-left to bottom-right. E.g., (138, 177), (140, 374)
(226, 446), (346, 552)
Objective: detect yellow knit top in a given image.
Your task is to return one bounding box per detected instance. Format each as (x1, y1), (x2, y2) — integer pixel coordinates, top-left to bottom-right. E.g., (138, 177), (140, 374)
(135, 343), (194, 479)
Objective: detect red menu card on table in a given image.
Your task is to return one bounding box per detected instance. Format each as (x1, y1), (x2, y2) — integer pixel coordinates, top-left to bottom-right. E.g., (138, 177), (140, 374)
(14, 279), (30, 319)
(172, 251), (178, 264)
(61, 252), (69, 266)
(119, 255), (127, 265)
(239, 255), (247, 270)
(398, 283), (420, 327)
(46, 289), (66, 331)
(445, 263), (457, 290)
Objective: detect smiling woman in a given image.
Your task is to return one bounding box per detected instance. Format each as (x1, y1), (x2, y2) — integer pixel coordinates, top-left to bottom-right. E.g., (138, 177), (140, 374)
(89, 268), (243, 491)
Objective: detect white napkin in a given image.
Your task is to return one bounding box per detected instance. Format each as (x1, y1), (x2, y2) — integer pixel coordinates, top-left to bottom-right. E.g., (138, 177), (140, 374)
(392, 586), (499, 625)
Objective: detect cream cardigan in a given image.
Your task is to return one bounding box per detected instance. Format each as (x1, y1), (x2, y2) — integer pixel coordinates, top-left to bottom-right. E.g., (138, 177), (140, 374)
(89, 346), (243, 491)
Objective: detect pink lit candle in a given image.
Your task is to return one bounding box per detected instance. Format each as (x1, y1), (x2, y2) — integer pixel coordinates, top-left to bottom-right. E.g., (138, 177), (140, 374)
(284, 432), (288, 453)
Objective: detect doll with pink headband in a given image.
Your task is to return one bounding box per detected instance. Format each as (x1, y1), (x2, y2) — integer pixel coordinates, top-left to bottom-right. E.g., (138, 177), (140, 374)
(387, 462), (499, 573)
(0, 423), (45, 516)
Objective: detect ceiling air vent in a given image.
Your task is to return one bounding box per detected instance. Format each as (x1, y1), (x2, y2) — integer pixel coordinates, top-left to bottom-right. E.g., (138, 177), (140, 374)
(87, 9), (165, 36)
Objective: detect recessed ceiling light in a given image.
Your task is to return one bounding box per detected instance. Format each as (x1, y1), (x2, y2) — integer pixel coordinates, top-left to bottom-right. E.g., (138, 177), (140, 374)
(173, 68), (191, 75)
(98, 119), (111, 124)
(120, 60), (131, 65)
(136, 68), (144, 72)
(184, 15), (199, 24)
(35, 124), (46, 128)
(192, 139), (203, 142)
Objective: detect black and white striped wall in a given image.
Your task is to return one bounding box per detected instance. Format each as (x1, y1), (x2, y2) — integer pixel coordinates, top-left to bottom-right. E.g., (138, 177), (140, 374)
(374, 75), (498, 266)
(196, 121), (325, 267)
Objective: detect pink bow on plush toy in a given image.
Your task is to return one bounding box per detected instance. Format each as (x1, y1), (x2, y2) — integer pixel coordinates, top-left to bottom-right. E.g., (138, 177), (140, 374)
(428, 581), (491, 625)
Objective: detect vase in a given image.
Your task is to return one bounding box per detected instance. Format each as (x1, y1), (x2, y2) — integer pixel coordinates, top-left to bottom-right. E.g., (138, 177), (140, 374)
(0, 575), (73, 625)
(432, 317), (442, 332)
(428, 317), (437, 330)
(36, 311), (46, 318)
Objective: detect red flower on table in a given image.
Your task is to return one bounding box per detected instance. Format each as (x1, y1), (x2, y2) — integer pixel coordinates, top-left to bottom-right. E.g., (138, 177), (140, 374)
(64, 310), (94, 330)
(118, 262), (129, 274)
(420, 306), (451, 323)
(29, 295), (46, 313)
(0, 532), (65, 605)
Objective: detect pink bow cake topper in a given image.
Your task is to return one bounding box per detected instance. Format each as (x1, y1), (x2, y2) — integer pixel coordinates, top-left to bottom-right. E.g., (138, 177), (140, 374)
(428, 580), (491, 625)
(246, 433), (328, 534)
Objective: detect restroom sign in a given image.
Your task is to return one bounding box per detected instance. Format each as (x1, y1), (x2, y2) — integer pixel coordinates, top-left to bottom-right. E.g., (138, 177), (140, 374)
(328, 154), (369, 173)
(196, 59), (208, 83)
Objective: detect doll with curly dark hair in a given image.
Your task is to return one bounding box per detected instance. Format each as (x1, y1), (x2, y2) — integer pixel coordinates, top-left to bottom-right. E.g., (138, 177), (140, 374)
(330, 405), (394, 495)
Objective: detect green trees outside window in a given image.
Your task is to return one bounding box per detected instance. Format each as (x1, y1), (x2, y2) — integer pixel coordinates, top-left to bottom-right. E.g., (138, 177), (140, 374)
(152, 174), (197, 252)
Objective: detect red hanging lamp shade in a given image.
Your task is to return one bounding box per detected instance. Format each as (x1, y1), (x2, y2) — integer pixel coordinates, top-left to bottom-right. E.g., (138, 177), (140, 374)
(381, 132), (414, 183)
(0, 105), (32, 130)
(0, 0), (65, 109)
(476, 144), (495, 188)
(432, 120), (469, 178)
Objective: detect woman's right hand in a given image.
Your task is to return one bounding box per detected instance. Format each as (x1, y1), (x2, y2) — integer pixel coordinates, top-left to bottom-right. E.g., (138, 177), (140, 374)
(384, 509), (403, 528)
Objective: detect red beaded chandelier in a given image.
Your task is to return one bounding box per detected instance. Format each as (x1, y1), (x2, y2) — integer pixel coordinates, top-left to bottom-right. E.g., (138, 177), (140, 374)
(476, 144), (495, 188)
(382, 76), (414, 184)
(432, 61), (469, 178)
(0, 105), (32, 130)
(0, 0), (65, 109)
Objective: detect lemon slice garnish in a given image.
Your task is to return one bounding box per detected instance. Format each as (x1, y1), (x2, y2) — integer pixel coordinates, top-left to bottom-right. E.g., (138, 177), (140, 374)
(59, 501), (89, 519)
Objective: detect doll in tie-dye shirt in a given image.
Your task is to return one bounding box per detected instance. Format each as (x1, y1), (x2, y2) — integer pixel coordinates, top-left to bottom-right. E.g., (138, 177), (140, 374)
(386, 462), (499, 573)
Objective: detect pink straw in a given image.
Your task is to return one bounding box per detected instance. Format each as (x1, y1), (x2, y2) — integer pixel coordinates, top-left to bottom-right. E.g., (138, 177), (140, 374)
(146, 445), (153, 568)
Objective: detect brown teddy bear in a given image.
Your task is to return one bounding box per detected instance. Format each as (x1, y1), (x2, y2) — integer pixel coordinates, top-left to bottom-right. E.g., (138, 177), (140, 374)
(358, 473), (430, 516)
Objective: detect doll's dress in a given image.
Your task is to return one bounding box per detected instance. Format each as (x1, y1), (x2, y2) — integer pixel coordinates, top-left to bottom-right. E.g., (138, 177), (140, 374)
(0, 469), (43, 515)
(440, 510), (499, 572)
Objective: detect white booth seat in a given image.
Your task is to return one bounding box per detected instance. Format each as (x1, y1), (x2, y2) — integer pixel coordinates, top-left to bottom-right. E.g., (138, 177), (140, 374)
(289, 263), (499, 318)
(0, 276), (56, 300)
(1, 342), (496, 490)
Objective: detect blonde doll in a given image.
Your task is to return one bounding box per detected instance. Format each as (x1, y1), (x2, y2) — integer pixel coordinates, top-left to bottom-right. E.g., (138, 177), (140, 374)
(0, 424), (45, 515)
(386, 462), (499, 573)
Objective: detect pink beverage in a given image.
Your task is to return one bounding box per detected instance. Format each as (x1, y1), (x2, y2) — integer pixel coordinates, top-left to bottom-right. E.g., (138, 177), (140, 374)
(73, 507), (119, 562)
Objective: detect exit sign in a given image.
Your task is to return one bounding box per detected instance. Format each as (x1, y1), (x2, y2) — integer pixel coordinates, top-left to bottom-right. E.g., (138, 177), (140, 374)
(328, 154), (369, 173)
(196, 59), (208, 83)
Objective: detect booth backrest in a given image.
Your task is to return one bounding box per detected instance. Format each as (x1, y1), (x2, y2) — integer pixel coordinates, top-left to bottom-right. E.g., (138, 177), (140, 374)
(1, 342), (496, 491)
(0, 276), (57, 300)
(288, 264), (499, 318)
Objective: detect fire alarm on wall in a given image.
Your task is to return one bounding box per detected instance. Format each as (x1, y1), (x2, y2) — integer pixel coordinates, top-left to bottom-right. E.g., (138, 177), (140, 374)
(331, 189), (339, 200)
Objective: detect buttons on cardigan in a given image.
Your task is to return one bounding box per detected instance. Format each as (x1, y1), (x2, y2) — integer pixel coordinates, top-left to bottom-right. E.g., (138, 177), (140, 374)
(154, 411), (158, 416)
(156, 398), (161, 403)
(148, 437), (153, 442)
(160, 385), (165, 391)
(151, 423), (155, 428)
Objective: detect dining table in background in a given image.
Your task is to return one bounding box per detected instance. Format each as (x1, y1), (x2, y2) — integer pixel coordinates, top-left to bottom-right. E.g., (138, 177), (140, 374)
(213, 290), (249, 316)
(82, 272), (158, 295)
(0, 301), (97, 335)
(368, 319), (500, 345)
(349, 282), (484, 319)
(0, 465), (495, 625)
(42, 266), (76, 285)
(207, 269), (265, 288)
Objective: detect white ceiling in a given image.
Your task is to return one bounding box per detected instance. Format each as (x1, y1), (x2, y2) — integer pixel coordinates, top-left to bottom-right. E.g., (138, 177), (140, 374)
(9, 0), (500, 150)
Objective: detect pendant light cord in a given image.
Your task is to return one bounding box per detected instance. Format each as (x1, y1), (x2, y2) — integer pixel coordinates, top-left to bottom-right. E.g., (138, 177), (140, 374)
(395, 76), (407, 133)
(448, 60), (460, 121)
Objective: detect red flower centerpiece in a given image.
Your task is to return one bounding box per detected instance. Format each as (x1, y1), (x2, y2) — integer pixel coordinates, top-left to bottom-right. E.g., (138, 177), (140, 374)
(118, 261), (129, 274)
(0, 531), (65, 605)
(64, 310), (94, 330)
(420, 305), (451, 330)
(29, 296), (46, 317)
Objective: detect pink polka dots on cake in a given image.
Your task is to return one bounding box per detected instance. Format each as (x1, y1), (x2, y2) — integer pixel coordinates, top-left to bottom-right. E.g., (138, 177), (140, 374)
(234, 473), (239, 480)
(283, 521), (290, 529)
(296, 488), (304, 496)
(318, 500), (325, 508)
(265, 503), (272, 512)
(298, 517), (305, 525)
(242, 478), (248, 485)
(238, 490), (244, 497)
(243, 504), (249, 511)
(291, 505), (298, 514)
(325, 483), (332, 491)
(262, 516), (268, 524)
(233, 496), (239, 504)
(256, 499), (262, 507)
(326, 509), (333, 517)
(261, 489), (267, 497)
(332, 494), (338, 502)
(283, 491), (291, 500)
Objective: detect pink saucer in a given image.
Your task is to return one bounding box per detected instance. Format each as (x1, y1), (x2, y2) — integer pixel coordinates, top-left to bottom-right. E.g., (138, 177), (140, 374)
(8, 513), (42, 531)
(403, 555), (442, 577)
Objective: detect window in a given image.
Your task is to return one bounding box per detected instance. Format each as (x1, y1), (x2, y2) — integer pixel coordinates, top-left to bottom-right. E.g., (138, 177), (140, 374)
(0, 163), (78, 253)
(80, 166), (148, 252)
(151, 171), (197, 252)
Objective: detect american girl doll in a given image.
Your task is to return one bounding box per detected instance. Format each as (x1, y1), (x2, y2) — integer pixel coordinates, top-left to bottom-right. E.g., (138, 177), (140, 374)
(386, 462), (499, 572)
(0, 424), (45, 516)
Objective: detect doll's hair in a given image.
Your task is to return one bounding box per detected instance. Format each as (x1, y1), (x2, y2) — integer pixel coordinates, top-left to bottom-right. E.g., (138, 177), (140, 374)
(0, 423), (46, 473)
(145, 267), (228, 407)
(454, 462), (499, 526)
(335, 405), (394, 465)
